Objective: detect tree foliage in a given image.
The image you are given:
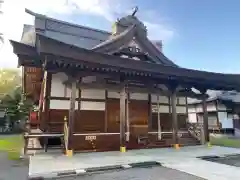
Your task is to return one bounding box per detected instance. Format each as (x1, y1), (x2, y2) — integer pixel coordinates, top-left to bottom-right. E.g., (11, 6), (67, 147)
(0, 69), (33, 129)
(0, 86), (33, 128)
(0, 69), (21, 98)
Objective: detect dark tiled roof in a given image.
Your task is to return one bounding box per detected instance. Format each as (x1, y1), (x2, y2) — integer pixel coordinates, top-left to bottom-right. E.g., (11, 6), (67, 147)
(189, 90), (240, 104)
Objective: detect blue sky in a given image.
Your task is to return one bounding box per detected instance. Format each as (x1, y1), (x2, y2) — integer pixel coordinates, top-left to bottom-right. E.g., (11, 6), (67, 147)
(1, 0), (240, 73)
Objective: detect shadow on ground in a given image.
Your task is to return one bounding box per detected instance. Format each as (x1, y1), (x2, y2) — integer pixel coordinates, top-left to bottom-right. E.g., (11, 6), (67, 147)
(52, 166), (205, 180)
(200, 154), (240, 167)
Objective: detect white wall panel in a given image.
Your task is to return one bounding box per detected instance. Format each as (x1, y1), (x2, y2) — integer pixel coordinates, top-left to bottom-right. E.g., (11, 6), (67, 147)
(51, 72), (79, 98)
(81, 89), (105, 99)
(178, 97), (186, 105)
(130, 93), (148, 100)
(207, 102), (217, 111)
(217, 103), (227, 111)
(51, 73), (68, 97)
(208, 115), (218, 126)
(195, 103), (216, 112)
(176, 106), (187, 114)
(188, 106), (196, 113)
(50, 100), (78, 110)
(152, 105), (169, 113)
(198, 114), (218, 127)
(196, 104), (203, 112)
(218, 112), (233, 128)
(80, 101), (105, 111)
(151, 95), (169, 103)
(188, 113), (197, 123)
(108, 91), (120, 98)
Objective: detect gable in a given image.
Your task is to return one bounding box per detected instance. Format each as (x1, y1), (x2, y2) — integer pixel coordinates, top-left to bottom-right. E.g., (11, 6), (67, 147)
(92, 15), (177, 66)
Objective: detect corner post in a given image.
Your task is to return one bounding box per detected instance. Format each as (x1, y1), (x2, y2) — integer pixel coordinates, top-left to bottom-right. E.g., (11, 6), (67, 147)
(168, 82), (179, 149)
(120, 79), (126, 152)
(67, 75), (77, 156)
(201, 90), (209, 144)
(148, 94), (152, 132)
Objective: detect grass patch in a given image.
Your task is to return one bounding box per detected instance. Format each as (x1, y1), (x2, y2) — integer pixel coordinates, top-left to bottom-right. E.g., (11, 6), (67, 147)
(210, 136), (240, 148)
(0, 135), (23, 160)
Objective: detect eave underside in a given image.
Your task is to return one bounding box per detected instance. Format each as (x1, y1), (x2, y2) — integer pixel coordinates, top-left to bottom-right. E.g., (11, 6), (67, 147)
(10, 35), (240, 95)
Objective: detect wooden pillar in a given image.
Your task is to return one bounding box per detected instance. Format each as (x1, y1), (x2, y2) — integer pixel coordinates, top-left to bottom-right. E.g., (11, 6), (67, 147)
(171, 89), (178, 148)
(202, 94), (209, 143)
(148, 94), (152, 131)
(126, 93), (130, 142)
(120, 85), (126, 152)
(43, 71), (52, 152)
(104, 90), (108, 132)
(157, 95), (161, 140)
(43, 71), (52, 131)
(67, 77), (77, 155)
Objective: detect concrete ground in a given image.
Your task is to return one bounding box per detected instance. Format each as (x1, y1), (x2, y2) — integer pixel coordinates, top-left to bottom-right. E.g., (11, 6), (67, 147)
(58, 166), (205, 180)
(0, 152), (28, 180)
(29, 145), (240, 180)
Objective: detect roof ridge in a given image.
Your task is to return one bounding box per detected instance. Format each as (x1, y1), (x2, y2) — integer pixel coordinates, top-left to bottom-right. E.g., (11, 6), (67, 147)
(25, 8), (111, 36)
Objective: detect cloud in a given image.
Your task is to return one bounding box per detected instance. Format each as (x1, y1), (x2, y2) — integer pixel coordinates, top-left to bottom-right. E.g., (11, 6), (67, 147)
(144, 21), (174, 41)
(0, 0), (175, 68)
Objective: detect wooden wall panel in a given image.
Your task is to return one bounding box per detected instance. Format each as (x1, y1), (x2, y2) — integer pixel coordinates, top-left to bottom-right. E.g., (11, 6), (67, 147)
(106, 99), (120, 133)
(48, 109), (68, 132)
(129, 100), (148, 126)
(24, 67), (42, 103)
(178, 114), (187, 130)
(74, 110), (105, 133)
(128, 100), (148, 145)
(73, 134), (120, 152)
(152, 113), (187, 131)
(152, 113), (172, 131)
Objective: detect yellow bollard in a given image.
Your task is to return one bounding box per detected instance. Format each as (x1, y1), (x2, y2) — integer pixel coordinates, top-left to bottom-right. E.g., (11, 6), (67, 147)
(207, 142), (212, 148)
(66, 150), (73, 157)
(174, 144), (180, 150)
(120, 146), (126, 153)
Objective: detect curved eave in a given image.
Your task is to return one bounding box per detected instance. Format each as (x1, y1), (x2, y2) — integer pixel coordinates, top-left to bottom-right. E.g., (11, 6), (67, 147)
(134, 31), (177, 67)
(92, 24), (137, 53)
(9, 40), (42, 67)
(10, 34), (240, 91)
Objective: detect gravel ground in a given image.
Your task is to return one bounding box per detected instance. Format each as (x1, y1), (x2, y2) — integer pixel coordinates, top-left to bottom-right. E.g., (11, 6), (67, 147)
(0, 152), (28, 180)
(54, 166), (205, 180)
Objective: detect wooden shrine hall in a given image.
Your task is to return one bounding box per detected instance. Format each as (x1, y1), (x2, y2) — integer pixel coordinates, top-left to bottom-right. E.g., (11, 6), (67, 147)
(10, 9), (240, 155)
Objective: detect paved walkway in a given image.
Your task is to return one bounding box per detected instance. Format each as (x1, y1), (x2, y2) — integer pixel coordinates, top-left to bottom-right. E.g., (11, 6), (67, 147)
(29, 145), (240, 180)
(0, 152), (28, 180)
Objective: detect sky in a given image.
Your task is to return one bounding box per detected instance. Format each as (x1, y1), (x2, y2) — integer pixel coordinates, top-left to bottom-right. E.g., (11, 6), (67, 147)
(0, 0), (240, 73)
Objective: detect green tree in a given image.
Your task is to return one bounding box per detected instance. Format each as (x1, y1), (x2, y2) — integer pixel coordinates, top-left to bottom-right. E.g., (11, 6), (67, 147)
(0, 86), (33, 129)
(0, 69), (21, 98)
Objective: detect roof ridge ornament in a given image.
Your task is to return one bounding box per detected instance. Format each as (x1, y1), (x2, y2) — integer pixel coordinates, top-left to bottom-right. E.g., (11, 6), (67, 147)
(131, 6), (138, 17)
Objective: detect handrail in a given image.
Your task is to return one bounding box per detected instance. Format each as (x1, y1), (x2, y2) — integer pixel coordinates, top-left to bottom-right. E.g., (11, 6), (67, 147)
(73, 131), (189, 136)
(187, 122), (201, 141)
(63, 116), (69, 151)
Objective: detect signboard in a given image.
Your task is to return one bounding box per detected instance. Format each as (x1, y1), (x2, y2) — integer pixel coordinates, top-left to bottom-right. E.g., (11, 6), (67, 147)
(85, 136), (96, 141)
